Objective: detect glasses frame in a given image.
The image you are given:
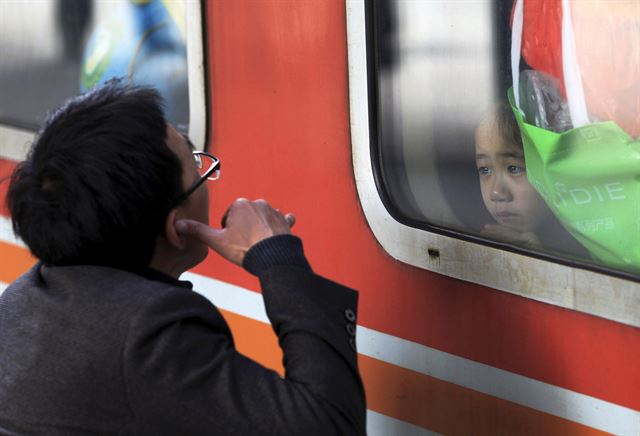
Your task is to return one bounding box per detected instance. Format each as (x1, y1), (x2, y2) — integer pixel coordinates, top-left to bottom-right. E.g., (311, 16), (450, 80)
(173, 151), (220, 206)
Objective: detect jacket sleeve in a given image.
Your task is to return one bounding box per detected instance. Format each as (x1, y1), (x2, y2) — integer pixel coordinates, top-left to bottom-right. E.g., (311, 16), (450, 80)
(122, 267), (365, 436)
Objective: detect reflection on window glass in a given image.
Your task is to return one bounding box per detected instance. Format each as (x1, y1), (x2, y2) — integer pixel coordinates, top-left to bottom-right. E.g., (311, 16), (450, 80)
(0, 0), (189, 133)
(372, 0), (497, 229)
(371, 0), (639, 274)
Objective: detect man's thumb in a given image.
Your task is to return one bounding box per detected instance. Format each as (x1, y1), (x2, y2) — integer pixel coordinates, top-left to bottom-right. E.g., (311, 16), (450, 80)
(176, 219), (224, 247)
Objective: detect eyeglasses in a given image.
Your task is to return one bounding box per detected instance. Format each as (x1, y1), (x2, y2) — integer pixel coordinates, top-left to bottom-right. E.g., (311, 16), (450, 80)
(193, 151), (221, 182)
(174, 151), (220, 205)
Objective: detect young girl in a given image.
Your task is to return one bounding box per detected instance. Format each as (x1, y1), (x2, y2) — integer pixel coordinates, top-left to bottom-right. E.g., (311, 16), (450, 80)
(475, 102), (586, 257)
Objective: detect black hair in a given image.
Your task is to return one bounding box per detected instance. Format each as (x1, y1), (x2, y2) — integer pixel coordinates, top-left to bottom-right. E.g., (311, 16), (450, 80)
(494, 100), (524, 147)
(6, 79), (184, 269)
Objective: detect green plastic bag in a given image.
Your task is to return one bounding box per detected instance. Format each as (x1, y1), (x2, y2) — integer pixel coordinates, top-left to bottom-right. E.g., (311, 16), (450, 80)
(509, 90), (640, 271)
(508, 0), (640, 272)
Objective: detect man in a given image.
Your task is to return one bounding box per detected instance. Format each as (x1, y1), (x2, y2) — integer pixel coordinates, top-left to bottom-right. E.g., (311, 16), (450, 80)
(0, 81), (365, 435)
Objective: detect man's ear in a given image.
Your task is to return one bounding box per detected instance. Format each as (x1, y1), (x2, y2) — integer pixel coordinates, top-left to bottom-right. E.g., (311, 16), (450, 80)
(164, 209), (186, 250)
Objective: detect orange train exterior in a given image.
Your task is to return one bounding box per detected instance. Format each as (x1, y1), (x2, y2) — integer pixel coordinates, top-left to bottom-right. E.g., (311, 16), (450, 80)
(0, 1), (638, 434)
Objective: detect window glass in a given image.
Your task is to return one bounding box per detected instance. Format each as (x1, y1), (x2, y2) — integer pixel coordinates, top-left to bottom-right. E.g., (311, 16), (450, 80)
(370, 0), (640, 275)
(0, 0), (189, 133)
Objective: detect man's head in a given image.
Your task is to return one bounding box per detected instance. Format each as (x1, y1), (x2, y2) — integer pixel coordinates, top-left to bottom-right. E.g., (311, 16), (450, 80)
(475, 102), (549, 233)
(7, 80), (209, 272)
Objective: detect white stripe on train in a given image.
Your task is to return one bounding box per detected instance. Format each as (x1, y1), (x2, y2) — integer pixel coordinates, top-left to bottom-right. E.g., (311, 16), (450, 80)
(367, 411), (439, 436)
(1, 216), (638, 434)
(185, 271), (639, 435)
(0, 217), (23, 248)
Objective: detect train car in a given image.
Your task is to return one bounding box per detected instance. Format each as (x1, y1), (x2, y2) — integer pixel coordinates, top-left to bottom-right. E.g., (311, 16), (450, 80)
(0, 1), (638, 434)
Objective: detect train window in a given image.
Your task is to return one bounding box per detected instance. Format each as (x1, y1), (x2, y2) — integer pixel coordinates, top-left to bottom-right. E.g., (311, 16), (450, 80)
(0, 0), (206, 161)
(346, 1), (640, 326)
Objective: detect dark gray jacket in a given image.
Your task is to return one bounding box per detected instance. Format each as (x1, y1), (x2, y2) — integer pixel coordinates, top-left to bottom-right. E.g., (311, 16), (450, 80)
(0, 255), (364, 434)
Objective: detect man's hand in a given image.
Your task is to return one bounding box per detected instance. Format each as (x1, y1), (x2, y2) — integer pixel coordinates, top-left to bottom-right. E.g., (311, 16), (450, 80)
(176, 198), (295, 266)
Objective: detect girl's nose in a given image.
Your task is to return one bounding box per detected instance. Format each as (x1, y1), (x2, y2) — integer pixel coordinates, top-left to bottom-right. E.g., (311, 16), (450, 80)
(490, 175), (512, 202)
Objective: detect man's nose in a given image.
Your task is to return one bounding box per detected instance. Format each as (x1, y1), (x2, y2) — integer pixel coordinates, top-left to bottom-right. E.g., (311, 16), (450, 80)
(489, 174), (512, 202)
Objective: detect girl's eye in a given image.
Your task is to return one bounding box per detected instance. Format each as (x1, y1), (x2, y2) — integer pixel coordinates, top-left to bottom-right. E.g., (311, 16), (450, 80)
(507, 165), (525, 175)
(478, 166), (491, 176)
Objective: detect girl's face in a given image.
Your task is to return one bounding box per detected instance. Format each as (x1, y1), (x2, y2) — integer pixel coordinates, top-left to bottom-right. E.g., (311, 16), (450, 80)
(475, 119), (549, 233)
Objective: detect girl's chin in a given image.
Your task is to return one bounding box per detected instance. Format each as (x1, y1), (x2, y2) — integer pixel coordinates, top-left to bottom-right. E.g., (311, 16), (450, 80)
(495, 218), (533, 233)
